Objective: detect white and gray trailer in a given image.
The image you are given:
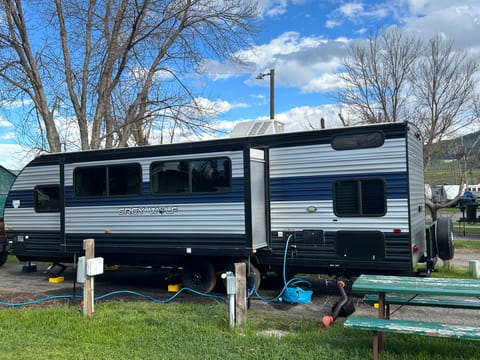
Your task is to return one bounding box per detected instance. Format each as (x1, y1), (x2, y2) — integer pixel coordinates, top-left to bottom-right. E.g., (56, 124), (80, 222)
(3, 122), (452, 292)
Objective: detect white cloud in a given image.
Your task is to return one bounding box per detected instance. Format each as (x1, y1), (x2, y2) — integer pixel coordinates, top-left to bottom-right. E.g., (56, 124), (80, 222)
(236, 32), (349, 92)
(0, 132), (15, 140)
(259, 0), (288, 17)
(0, 143), (33, 170)
(193, 97), (249, 118)
(0, 117), (12, 127)
(214, 103), (346, 136)
(401, 2), (480, 50)
(201, 31), (350, 92)
(0, 99), (33, 108)
(325, 19), (342, 28)
(301, 73), (346, 93)
(274, 104), (345, 132)
(339, 2), (364, 18)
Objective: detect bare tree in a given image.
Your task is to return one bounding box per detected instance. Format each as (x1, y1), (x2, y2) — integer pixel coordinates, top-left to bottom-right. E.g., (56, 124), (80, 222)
(0, 0), (259, 153)
(337, 27), (479, 220)
(413, 35), (479, 169)
(336, 27), (422, 124)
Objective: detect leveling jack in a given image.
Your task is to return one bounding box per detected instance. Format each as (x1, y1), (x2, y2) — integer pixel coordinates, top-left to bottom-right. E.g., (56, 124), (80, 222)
(319, 280), (355, 328)
(46, 262), (67, 277)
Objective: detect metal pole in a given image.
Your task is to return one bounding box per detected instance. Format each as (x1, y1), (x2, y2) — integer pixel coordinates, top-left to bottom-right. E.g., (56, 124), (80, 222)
(228, 293), (235, 328)
(269, 69), (275, 120)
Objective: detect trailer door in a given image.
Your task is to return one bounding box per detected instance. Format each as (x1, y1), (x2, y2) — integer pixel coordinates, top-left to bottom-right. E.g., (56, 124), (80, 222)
(250, 149), (268, 249)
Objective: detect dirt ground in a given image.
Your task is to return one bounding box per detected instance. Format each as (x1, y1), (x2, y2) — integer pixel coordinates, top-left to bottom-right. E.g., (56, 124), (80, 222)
(1, 247), (479, 327)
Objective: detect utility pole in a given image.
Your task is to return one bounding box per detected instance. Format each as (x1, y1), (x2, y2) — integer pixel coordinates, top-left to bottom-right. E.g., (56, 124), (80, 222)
(256, 69), (275, 120)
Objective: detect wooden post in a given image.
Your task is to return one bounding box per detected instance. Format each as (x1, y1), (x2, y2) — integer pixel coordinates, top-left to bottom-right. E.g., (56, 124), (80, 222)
(83, 238), (95, 317)
(234, 262), (246, 329)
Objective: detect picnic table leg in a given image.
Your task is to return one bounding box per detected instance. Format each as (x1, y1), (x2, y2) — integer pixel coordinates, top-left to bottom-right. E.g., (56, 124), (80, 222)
(377, 292), (386, 350)
(373, 331), (379, 360)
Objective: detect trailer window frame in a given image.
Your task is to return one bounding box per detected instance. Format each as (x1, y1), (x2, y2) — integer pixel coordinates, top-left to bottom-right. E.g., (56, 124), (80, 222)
(34, 185), (60, 213)
(331, 131), (384, 150)
(333, 177), (386, 217)
(73, 163), (142, 198)
(150, 157), (231, 195)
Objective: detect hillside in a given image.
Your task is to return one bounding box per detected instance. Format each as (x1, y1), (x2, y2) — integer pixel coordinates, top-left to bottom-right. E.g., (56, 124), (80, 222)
(427, 130), (480, 185)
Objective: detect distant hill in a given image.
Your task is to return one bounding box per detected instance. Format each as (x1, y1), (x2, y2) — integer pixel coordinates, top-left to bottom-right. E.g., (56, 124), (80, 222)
(430, 130), (480, 162)
(426, 130), (480, 185)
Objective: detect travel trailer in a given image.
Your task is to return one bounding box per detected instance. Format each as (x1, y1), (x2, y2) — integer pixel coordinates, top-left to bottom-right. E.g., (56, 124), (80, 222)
(3, 122), (453, 292)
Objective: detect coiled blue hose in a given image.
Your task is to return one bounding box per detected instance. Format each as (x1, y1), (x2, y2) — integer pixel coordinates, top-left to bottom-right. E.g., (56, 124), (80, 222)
(250, 234), (312, 303)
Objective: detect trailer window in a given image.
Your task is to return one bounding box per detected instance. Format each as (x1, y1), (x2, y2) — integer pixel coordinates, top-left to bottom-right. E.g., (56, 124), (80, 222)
(191, 159), (230, 193)
(151, 157), (231, 194)
(74, 164), (141, 197)
(334, 178), (386, 216)
(332, 132), (384, 150)
(34, 185), (60, 212)
(108, 164), (142, 196)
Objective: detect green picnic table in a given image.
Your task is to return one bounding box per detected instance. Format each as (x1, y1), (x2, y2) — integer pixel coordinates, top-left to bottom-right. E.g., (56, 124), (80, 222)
(344, 274), (480, 359)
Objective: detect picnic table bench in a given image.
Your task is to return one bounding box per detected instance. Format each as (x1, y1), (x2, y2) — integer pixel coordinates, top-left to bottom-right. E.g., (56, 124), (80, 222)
(362, 293), (480, 310)
(344, 274), (480, 359)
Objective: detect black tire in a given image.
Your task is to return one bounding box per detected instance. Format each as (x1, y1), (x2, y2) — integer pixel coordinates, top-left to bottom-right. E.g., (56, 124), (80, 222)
(0, 252), (7, 267)
(222, 260), (262, 292)
(436, 216), (454, 261)
(181, 259), (217, 293)
(244, 261), (261, 291)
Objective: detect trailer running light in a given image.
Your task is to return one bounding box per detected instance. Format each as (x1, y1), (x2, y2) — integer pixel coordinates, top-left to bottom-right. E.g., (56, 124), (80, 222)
(104, 229), (111, 234)
(393, 228), (401, 233)
(412, 245), (419, 254)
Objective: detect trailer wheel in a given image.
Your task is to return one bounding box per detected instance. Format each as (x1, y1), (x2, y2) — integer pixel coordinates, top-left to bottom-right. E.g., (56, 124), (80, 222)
(181, 259), (216, 294)
(223, 261), (262, 291)
(0, 252), (7, 267)
(436, 216), (454, 261)
(245, 262), (261, 291)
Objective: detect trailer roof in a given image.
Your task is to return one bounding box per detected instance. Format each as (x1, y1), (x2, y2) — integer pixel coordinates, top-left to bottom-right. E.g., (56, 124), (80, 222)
(26, 122), (415, 167)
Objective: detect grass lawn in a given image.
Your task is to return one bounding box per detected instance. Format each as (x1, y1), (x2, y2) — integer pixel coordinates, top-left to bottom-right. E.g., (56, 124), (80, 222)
(455, 240), (480, 251)
(0, 299), (479, 359)
(1, 216), (480, 359)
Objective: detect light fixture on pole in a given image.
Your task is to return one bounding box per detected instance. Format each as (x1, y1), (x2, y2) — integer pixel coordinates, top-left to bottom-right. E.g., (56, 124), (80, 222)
(256, 69), (275, 120)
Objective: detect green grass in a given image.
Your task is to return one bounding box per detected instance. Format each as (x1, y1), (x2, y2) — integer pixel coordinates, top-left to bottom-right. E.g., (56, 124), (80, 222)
(432, 265), (475, 278)
(0, 301), (479, 359)
(425, 168), (480, 186)
(455, 240), (480, 251)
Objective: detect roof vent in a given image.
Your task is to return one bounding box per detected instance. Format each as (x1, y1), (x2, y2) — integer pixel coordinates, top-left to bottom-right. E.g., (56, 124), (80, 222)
(229, 120), (284, 137)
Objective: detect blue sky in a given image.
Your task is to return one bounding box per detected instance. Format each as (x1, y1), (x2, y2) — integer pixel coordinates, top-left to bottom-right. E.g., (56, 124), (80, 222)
(1, 0), (480, 169)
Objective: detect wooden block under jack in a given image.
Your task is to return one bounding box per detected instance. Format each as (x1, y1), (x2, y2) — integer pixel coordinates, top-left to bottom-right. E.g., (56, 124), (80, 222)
(168, 284), (181, 292)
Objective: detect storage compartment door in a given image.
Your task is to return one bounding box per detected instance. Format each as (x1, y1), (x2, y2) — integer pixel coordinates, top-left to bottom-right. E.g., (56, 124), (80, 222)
(250, 149), (267, 249)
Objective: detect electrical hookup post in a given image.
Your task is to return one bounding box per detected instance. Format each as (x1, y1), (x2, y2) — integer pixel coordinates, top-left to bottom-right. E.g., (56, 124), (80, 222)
(77, 238), (104, 317)
(221, 262), (247, 329)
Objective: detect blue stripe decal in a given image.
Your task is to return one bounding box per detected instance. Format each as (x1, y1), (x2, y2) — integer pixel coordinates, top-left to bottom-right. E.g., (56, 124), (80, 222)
(5, 178), (245, 208)
(5, 172), (408, 208)
(64, 177), (245, 206)
(4, 190), (32, 209)
(270, 172), (408, 201)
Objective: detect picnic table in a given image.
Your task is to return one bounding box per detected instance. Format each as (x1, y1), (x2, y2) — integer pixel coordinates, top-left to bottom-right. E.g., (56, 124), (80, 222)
(344, 274), (480, 359)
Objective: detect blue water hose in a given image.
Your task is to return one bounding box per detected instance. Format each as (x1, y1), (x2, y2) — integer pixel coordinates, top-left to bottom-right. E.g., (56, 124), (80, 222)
(0, 287), (226, 307)
(1, 235), (311, 307)
(250, 234), (312, 303)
